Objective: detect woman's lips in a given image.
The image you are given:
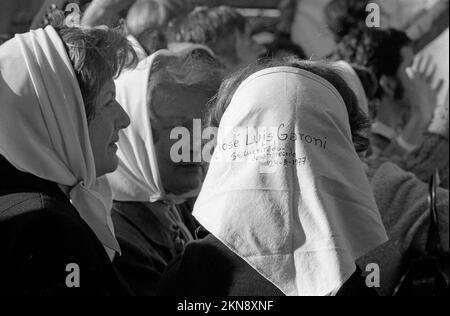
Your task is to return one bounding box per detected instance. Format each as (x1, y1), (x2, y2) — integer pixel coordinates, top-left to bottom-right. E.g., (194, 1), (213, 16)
(109, 135), (120, 149)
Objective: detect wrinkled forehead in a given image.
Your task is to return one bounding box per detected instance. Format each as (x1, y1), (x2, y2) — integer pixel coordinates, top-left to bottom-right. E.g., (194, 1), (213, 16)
(149, 81), (212, 125)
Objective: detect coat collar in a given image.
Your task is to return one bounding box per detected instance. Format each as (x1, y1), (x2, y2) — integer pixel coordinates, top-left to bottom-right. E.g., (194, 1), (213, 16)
(0, 155), (68, 202)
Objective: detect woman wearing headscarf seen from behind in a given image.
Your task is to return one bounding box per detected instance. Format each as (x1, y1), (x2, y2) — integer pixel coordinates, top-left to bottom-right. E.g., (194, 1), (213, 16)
(0, 16), (138, 295)
(108, 47), (224, 295)
(157, 57), (388, 296)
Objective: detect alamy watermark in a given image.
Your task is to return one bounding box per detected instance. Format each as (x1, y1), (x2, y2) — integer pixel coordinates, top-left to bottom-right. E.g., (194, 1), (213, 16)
(366, 3), (381, 28)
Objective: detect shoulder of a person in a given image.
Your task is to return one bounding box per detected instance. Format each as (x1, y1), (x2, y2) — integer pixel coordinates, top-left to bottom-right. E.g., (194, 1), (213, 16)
(0, 191), (92, 241)
(0, 190), (74, 220)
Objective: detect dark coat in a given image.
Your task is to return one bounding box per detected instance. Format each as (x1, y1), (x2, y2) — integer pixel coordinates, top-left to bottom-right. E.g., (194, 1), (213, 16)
(157, 233), (377, 296)
(112, 200), (198, 296)
(0, 157), (131, 296)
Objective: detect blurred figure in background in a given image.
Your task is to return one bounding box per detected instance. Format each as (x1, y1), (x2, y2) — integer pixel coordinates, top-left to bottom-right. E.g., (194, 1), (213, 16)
(331, 60), (449, 296)
(166, 6), (266, 73)
(334, 28), (437, 157)
(289, 0), (337, 59)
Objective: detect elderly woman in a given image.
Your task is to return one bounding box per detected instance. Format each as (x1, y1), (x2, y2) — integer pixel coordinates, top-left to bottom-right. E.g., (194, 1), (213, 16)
(107, 47), (223, 295)
(0, 23), (137, 295)
(157, 57), (388, 296)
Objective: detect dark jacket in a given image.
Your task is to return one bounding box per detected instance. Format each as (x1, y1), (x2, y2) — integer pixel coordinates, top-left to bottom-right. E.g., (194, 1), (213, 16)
(112, 200), (198, 296)
(157, 234), (377, 296)
(0, 157), (130, 296)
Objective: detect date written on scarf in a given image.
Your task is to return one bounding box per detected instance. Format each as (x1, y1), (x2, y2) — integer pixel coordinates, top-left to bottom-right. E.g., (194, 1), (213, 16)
(214, 123), (328, 168)
(177, 300), (274, 313)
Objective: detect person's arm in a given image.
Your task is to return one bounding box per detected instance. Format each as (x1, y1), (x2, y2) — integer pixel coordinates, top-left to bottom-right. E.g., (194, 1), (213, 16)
(382, 86), (449, 188)
(370, 163), (449, 256)
(399, 55), (444, 148)
(155, 255), (186, 296)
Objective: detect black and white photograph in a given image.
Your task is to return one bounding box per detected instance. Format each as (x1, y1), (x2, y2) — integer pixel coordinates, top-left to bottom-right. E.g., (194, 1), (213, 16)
(0, 0), (448, 303)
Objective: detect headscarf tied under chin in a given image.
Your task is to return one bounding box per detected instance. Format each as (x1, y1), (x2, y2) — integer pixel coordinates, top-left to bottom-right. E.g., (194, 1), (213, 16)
(0, 26), (120, 259)
(193, 67), (388, 296)
(108, 47), (213, 204)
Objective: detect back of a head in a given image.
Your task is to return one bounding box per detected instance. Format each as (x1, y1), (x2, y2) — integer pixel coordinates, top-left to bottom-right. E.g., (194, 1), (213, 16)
(165, 6), (246, 61)
(208, 57), (370, 153)
(325, 0), (369, 41)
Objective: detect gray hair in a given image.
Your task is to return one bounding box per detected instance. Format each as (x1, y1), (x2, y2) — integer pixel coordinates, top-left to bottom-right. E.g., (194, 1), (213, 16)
(148, 49), (224, 114)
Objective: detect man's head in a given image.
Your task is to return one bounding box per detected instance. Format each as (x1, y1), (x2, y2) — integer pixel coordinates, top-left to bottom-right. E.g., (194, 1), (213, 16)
(324, 0), (369, 42)
(334, 28), (413, 106)
(148, 49), (224, 195)
(166, 6), (266, 72)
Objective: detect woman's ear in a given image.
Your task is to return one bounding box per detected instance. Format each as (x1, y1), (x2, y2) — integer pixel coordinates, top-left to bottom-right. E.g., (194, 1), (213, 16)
(379, 75), (398, 98)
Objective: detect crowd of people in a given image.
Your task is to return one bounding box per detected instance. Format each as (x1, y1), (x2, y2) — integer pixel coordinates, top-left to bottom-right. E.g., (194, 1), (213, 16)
(0, 0), (448, 296)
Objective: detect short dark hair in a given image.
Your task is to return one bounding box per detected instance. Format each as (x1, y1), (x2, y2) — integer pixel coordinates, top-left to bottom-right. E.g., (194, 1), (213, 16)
(333, 28), (412, 98)
(206, 57), (370, 153)
(50, 16), (138, 121)
(165, 6), (247, 62)
(324, 0), (369, 41)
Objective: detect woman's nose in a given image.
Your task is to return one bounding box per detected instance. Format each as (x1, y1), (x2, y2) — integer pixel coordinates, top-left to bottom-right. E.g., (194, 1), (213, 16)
(115, 101), (131, 129)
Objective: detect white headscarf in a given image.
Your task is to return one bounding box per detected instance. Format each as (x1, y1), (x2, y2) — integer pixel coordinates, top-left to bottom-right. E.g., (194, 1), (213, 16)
(193, 66), (388, 296)
(0, 26), (120, 259)
(108, 47), (212, 203)
(332, 61), (370, 115)
(126, 34), (148, 61)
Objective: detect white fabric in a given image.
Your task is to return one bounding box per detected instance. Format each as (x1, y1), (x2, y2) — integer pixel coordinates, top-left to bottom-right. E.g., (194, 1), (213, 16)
(127, 34), (148, 61)
(193, 66), (388, 296)
(108, 47), (211, 203)
(332, 61), (370, 115)
(0, 26), (120, 259)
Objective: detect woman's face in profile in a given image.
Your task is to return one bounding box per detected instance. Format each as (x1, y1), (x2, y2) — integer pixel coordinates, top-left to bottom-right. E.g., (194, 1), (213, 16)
(88, 79), (131, 177)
